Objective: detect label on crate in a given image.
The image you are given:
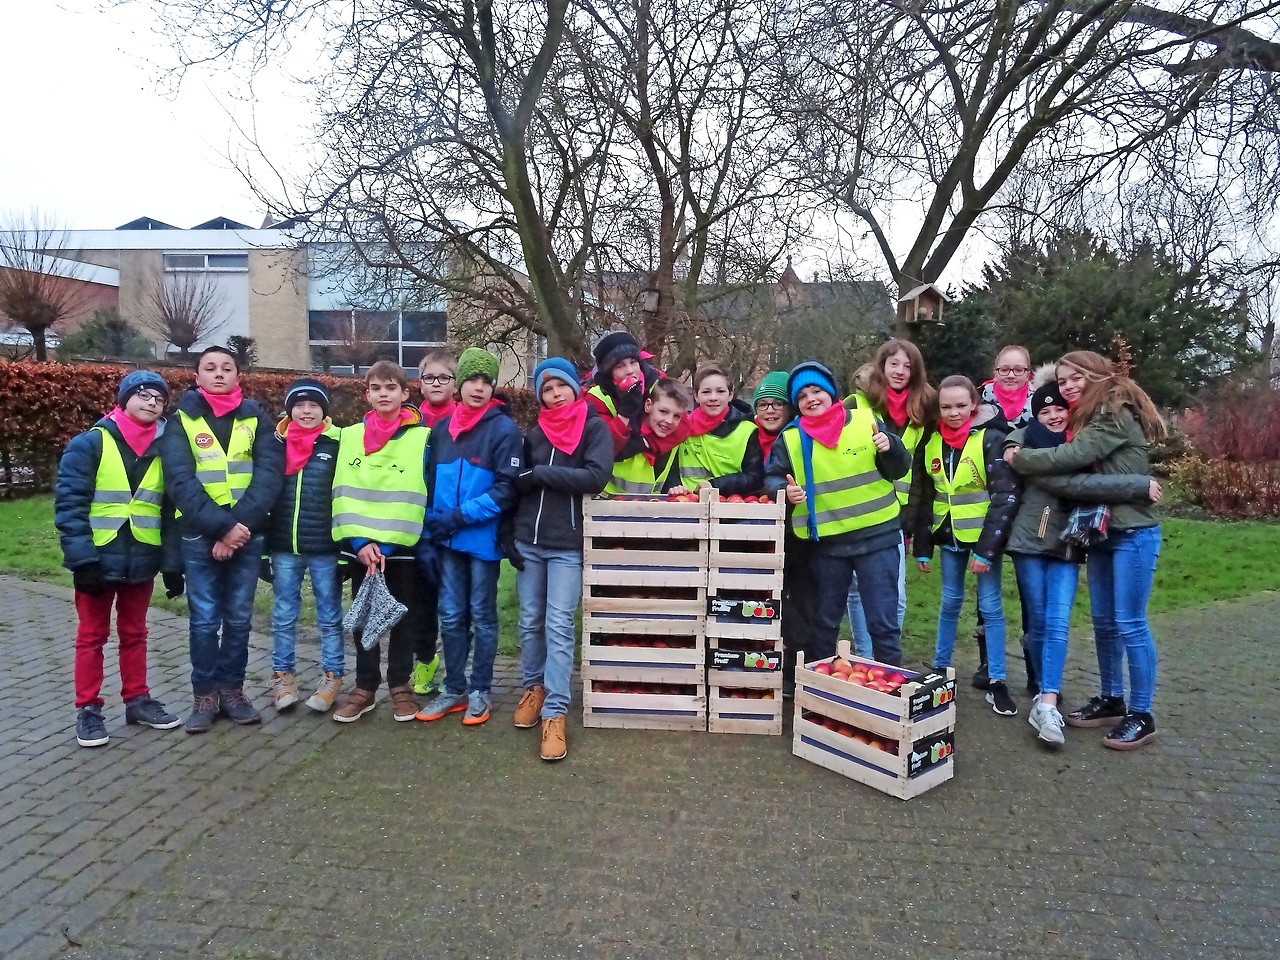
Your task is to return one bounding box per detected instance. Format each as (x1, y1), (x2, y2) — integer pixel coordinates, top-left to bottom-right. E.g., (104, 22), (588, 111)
(906, 672), (957, 717)
(907, 730), (955, 777)
(707, 648), (782, 671)
(708, 595), (780, 622)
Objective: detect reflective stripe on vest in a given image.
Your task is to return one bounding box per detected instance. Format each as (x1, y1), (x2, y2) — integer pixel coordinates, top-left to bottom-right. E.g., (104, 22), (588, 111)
(331, 422), (430, 546)
(782, 408), (899, 540)
(605, 450), (676, 496)
(89, 427), (164, 546)
(179, 410), (257, 507)
(894, 423), (925, 505)
(678, 419), (754, 487)
(925, 429), (990, 543)
(587, 384), (618, 417)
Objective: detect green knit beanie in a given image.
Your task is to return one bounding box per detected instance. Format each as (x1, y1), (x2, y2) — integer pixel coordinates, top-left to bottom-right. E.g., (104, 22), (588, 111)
(456, 347), (500, 384)
(753, 370), (790, 407)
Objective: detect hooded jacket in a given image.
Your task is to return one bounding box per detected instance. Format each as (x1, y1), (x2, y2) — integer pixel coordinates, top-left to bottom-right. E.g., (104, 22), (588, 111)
(55, 416), (179, 581)
(267, 417), (342, 555)
(427, 397), (523, 561)
(512, 406), (613, 551)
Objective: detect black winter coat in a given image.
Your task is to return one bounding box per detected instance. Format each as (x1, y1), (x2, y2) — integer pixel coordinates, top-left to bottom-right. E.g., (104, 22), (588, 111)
(55, 417), (179, 582)
(512, 408), (614, 551)
(266, 419), (341, 555)
(161, 389), (284, 540)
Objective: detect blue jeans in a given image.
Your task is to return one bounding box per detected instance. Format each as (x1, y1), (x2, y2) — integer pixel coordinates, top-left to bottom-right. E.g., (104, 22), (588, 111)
(847, 541), (906, 658)
(932, 546), (1007, 681)
(270, 552), (344, 676)
(810, 544), (903, 666)
(439, 547), (501, 696)
(181, 534), (264, 694)
(1085, 526), (1160, 712)
(516, 541), (582, 718)
(1011, 553), (1080, 696)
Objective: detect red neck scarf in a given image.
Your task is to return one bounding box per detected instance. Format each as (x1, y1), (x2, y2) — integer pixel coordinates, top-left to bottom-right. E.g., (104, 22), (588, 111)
(538, 398), (589, 456)
(363, 408), (415, 454)
(798, 404), (847, 449)
(757, 425), (781, 464)
(939, 416), (974, 451)
(884, 387), (910, 429)
(284, 421), (325, 476)
(991, 380), (1030, 424)
(199, 386), (243, 418)
(449, 398), (502, 440)
(640, 419), (690, 465)
(106, 407), (157, 458)
(419, 398), (456, 429)
(686, 405), (729, 438)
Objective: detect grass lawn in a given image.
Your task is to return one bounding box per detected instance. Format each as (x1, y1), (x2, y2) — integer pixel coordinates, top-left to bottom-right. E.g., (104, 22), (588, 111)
(5, 494), (1274, 662)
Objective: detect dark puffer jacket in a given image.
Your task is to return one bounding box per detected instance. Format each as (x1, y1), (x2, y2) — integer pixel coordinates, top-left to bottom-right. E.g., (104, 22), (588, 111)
(55, 417), (178, 582)
(512, 407), (613, 552)
(267, 419), (341, 555)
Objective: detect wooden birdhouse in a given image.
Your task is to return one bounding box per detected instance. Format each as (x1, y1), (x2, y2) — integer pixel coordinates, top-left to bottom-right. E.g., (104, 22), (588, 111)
(897, 284), (948, 325)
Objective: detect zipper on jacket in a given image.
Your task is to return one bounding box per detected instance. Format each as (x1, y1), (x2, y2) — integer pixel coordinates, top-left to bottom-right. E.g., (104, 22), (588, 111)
(533, 448), (553, 544)
(1037, 506), (1050, 540)
(291, 471), (304, 553)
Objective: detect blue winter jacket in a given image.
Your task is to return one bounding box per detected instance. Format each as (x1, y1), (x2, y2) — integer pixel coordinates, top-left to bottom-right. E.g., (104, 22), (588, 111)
(426, 399), (523, 561)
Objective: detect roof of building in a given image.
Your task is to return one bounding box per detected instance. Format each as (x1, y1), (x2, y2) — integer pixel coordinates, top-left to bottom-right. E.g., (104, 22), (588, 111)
(191, 217), (253, 231)
(115, 216), (178, 231)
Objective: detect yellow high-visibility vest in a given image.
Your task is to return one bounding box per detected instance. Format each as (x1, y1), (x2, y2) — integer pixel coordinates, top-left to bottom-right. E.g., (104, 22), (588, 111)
(678, 419), (754, 487)
(605, 449), (677, 496)
(331, 422), (430, 547)
(89, 427), (163, 547)
(925, 430), (990, 544)
(179, 410), (256, 507)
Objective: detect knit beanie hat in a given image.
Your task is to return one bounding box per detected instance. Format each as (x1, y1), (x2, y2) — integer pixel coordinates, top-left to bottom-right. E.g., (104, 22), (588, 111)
(284, 377), (331, 418)
(753, 371), (790, 407)
(117, 370), (170, 405)
(593, 330), (642, 378)
(456, 347), (500, 384)
(1030, 380), (1068, 418)
(787, 361), (839, 406)
(533, 357), (582, 403)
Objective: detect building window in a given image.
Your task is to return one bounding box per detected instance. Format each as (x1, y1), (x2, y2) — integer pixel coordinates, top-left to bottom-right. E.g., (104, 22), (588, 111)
(402, 310), (447, 344)
(308, 307), (447, 372)
(163, 252), (249, 271)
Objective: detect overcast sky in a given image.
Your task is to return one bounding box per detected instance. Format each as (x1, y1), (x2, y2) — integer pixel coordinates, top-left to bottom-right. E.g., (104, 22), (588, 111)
(1, 1), (311, 231)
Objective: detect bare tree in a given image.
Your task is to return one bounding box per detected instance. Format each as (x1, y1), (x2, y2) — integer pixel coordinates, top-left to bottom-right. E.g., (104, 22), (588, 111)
(142, 269), (227, 358)
(0, 213), (99, 361)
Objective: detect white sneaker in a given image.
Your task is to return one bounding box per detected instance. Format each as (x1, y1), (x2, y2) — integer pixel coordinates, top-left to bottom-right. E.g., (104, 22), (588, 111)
(1029, 701), (1066, 746)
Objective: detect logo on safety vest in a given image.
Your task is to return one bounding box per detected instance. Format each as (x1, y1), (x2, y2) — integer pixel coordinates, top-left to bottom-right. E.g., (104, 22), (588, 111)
(931, 457), (942, 474)
(195, 433), (216, 449)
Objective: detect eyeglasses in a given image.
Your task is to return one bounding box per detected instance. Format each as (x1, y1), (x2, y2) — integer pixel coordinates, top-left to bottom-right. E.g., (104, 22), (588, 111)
(995, 366), (1029, 376)
(132, 389), (166, 404)
(756, 400), (787, 411)
(421, 374), (455, 385)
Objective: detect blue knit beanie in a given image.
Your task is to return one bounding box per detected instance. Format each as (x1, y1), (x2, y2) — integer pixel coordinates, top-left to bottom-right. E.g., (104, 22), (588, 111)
(533, 357), (581, 404)
(117, 370), (170, 405)
(787, 361), (839, 406)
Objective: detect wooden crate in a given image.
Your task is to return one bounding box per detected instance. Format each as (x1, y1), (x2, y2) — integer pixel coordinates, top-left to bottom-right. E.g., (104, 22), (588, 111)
(581, 669), (706, 731)
(707, 668), (783, 735)
(793, 648), (956, 742)
(581, 623), (705, 685)
(706, 489), (786, 595)
(705, 589), (782, 642)
(792, 704), (954, 800)
(583, 494), (709, 541)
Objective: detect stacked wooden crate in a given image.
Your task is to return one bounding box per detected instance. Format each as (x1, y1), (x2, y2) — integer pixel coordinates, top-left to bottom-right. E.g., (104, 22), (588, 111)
(580, 496), (708, 731)
(704, 490), (786, 735)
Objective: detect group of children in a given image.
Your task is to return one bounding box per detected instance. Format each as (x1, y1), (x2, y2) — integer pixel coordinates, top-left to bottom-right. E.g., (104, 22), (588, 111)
(56, 330), (1166, 763)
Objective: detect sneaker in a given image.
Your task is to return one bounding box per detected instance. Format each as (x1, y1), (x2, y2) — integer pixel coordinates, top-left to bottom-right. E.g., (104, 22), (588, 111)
(389, 685), (419, 722)
(219, 688), (262, 725)
(410, 655), (441, 696)
(541, 715), (567, 761)
(462, 690), (491, 726)
(124, 695), (181, 730)
(513, 686), (546, 728)
(76, 705), (109, 748)
(1103, 712), (1157, 751)
(1064, 695), (1126, 729)
(1028, 701), (1066, 746)
(306, 672), (343, 712)
(333, 687), (377, 723)
(971, 663), (990, 690)
(416, 691), (468, 722)
(985, 681), (1018, 716)
(185, 692), (220, 734)
(270, 672), (299, 711)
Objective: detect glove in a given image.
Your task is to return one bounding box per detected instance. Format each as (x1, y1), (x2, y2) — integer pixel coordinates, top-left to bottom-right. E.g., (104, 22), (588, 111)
(615, 379), (646, 420)
(414, 540), (440, 587)
(259, 556), (274, 584)
(73, 564), (105, 596)
(163, 572), (185, 599)
(426, 508), (465, 542)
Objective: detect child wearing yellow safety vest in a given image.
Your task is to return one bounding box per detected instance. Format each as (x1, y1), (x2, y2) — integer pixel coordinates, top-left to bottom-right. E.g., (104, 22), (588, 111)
(162, 346), (284, 734)
(911, 374), (1021, 716)
(675, 361), (763, 496)
(56, 370), (183, 748)
(764, 361), (910, 670)
(605, 378), (692, 497)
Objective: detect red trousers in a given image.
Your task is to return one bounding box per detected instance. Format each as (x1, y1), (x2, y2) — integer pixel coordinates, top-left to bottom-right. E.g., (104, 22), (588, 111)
(74, 581), (153, 709)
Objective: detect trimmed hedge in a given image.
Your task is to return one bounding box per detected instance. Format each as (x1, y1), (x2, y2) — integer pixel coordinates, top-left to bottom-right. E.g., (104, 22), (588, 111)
(0, 359), (538, 492)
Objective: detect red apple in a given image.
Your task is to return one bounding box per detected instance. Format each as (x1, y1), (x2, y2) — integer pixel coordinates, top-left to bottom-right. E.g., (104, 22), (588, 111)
(812, 662), (833, 676)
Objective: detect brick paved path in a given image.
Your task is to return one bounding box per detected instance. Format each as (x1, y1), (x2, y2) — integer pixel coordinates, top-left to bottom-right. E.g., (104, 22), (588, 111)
(0, 574), (1276, 959)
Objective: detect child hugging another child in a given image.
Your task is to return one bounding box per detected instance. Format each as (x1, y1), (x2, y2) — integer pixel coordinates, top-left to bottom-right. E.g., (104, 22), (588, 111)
(605, 378), (693, 496)
(586, 330), (665, 451)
